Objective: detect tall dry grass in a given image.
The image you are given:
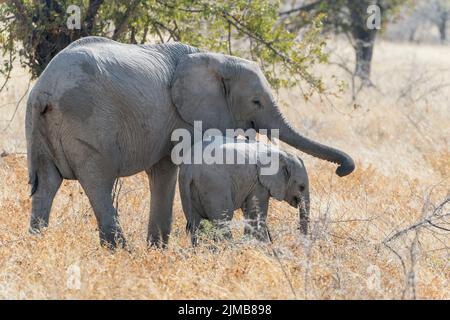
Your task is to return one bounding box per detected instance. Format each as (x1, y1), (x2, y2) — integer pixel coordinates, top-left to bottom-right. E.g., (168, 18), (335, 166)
(0, 40), (448, 299)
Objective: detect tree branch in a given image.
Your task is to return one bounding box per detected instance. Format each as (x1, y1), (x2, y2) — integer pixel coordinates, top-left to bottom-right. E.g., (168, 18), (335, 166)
(221, 11), (291, 63)
(150, 20), (180, 42)
(155, 0), (205, 13)
(227, 21), (232, 55)
(279, 0), (323, 16)
(2, 79), (31, 132)
(0, 50), (13, 94)
(11, 0), (29, 28)
(83, 0), (105, 35)
(112, 0), (141, 40)
(384, 197), (450, 243)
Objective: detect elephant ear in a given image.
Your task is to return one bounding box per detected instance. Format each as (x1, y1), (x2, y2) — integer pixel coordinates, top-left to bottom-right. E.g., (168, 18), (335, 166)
(258, 154), (290, 201)
(170, 53), (235, 130)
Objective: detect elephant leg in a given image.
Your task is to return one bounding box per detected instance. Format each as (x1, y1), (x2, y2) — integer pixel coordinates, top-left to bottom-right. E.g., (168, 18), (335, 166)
(242, 205), (257, 238)
(187, 206), (203, 246)
(242, 185), (270, 242)
(77, 165), (125, 249)
(146, 156), (178, 248)
(203, 193), (234, 242)
(242, 202), (256, 237)
(29, 158), (62, 233)
(215, 222), (233, 241)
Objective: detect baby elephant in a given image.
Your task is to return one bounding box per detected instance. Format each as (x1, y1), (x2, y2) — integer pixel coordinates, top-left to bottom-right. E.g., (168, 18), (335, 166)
(177, 136), (309, 245)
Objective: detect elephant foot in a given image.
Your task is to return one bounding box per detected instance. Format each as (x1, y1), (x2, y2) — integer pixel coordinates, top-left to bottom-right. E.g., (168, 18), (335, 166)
(244, 222), (270, 243)
(254, 231), (270, 243)
(300, 223), (308, 236)
(147, 233), (169, 249)
(213, 230), (233, 242)
(99, 226), (127, 250)
(29, 218), (49, 235)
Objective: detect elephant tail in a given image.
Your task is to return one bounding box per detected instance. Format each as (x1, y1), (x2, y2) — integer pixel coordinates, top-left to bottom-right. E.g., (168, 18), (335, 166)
(178, 166), (194, 234)
(26, 93), (54, 196)
(26, 97), (40, 196)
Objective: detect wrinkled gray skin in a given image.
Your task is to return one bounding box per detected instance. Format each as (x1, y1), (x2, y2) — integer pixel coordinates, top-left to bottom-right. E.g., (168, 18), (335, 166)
(178, 138), (309, 245)
(26, 36), (353, 248)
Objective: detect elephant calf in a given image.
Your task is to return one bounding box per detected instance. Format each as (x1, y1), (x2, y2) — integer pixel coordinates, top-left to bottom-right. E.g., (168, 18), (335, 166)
(177, 136), (310, 245)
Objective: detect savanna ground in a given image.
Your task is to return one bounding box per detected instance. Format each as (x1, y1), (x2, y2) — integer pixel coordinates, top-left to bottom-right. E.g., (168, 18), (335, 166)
(0, 40), (448, 299)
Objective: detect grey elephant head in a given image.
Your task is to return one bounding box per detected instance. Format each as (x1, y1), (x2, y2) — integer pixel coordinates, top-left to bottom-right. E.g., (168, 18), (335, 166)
(171, 52), (355, 177)
(258, 152), (310, 235)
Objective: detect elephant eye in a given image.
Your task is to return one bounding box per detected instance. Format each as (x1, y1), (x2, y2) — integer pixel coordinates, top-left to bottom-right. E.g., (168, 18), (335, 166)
(252, 99), (262, 108)
(299, 184), (305, 192)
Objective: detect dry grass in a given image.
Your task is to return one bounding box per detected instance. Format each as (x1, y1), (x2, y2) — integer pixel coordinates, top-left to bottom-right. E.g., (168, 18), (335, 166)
(0, 40), (449, 299)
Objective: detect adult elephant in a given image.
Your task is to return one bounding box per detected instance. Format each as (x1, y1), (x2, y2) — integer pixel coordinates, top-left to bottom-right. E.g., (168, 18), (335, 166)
(26, 36), (354, 248)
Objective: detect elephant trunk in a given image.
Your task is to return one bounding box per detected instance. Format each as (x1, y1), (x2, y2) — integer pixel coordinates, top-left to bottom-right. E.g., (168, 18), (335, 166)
(268, 111), (355, 177)
(299, 189), (310, 235)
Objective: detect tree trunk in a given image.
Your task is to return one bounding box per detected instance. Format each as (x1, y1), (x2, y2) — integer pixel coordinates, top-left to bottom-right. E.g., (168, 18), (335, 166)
(408, 26), (417, 43)
(348, 0), (378, 86)
(353, 33), (376, 84)
(30, 1), (81, 77)
(13, 0), (104, 78)
(438, 12), (448, 44)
